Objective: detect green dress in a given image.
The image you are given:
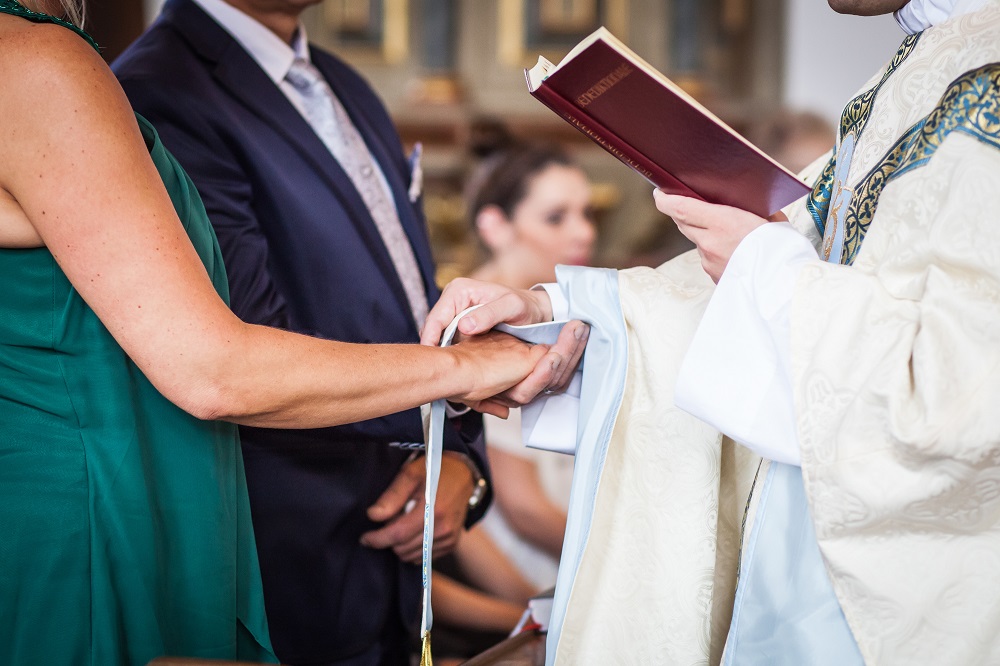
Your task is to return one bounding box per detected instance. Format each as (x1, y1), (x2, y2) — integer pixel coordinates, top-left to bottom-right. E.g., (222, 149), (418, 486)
(0, 4), (275, 664)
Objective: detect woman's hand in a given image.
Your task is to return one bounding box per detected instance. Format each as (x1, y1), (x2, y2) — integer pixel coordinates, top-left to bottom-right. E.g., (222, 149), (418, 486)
(446, 330), (550, 416)
(654, 190), (770, 283)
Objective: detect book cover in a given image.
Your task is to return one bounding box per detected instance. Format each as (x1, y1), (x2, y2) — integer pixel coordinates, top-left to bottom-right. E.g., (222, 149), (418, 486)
(525, 28), (812, 218)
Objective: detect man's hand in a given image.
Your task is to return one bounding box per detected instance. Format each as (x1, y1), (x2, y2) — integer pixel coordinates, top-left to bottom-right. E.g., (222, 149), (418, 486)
(360, 452), (475, 563)
(422, 277), (590, 411)
(654, 190), (770, 283)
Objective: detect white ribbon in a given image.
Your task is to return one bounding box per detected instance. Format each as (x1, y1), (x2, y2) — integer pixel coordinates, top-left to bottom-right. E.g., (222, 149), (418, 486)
(420, 305), (484, 650)
(419, 308), (578, 660)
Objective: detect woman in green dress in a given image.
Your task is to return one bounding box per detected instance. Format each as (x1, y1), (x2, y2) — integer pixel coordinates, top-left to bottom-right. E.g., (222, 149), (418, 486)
(0, 1), (583, 664)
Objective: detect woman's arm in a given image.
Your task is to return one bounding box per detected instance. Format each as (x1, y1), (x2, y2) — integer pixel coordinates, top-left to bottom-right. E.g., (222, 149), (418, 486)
(0, 23), (544, 427)
(431, 572), (527, 633)
(453, 525), (538, 604)
(488, 449), (567, 558)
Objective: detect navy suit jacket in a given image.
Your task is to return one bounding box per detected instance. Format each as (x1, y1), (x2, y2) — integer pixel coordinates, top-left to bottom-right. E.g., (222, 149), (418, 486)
(115, 1), (488, 662)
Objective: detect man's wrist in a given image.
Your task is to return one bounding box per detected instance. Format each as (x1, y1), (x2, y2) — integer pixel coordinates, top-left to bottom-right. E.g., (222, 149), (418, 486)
(443, 451), (488, 509)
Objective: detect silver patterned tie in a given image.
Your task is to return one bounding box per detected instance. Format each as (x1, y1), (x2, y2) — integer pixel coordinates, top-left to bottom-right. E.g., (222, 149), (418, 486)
(285, 58), (429, 327)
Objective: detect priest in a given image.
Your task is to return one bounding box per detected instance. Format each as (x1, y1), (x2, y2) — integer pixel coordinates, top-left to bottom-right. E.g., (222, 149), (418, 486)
(421, 0), (1000, 663)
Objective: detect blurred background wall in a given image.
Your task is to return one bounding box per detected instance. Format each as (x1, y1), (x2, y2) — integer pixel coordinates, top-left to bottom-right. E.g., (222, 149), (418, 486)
(784, 3), (902, 125)
(98, 0), (906, 280)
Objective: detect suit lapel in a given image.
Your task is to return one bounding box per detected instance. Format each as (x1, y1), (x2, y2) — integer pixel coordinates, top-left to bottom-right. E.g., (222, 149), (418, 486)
(163, 0), (419, 321)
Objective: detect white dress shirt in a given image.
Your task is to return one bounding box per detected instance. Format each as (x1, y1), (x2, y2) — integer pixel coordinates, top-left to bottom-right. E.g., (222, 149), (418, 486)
(192, 0), (309, 106)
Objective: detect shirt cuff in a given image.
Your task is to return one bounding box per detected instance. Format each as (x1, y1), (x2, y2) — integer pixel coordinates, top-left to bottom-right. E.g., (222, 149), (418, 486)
(534, 283), (568, 321)
(444, 402), (471, 418)
(674, 222), (818, 466)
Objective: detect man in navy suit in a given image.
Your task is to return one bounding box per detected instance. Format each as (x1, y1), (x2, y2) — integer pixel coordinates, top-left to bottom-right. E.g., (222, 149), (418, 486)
(114, 1), (490, 663)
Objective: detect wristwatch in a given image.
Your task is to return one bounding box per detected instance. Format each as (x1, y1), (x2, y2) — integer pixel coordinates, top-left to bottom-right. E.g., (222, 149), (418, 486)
(448, 451), (488, 510)
(408, 450), (488, 509)
(467, 467), (488, 510)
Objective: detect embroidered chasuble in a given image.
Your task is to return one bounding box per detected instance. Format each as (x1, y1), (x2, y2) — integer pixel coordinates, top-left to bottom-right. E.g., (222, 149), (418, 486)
(545, 4), (1000, 664)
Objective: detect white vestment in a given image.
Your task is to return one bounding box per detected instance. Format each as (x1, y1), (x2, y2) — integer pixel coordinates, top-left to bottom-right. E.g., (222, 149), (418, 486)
(543, 3), (1000, 664)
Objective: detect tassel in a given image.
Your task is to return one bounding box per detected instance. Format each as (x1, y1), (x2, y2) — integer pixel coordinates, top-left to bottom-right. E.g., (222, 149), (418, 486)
(420, 630), (433, 666)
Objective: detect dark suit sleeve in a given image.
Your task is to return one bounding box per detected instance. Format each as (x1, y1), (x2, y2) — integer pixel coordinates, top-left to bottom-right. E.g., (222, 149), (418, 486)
(120, 81), (293, 331)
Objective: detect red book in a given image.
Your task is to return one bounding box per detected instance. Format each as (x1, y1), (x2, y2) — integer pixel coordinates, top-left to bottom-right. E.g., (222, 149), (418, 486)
(525, 28), (811, 217)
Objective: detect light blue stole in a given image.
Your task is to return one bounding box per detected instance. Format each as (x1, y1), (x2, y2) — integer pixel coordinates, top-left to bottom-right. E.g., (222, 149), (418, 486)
(723, 463), (863, 664)
(722, 134), (863, 665)
(543, 266), (630, 665)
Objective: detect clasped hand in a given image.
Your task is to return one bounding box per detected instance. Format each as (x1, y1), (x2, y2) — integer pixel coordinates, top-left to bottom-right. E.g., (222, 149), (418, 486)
(420, 279), (590, 415)
(358, 284), (586, 563)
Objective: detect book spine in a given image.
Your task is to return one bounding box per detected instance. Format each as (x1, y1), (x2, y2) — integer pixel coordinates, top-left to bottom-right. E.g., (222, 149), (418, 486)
(529, 84), (699, 199)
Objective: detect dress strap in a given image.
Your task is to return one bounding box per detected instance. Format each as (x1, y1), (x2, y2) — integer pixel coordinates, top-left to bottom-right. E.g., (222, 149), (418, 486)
(0, 0), (99, 51)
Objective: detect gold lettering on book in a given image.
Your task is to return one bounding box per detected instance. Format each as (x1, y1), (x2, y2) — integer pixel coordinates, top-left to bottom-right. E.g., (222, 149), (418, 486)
(563, 111), (653, 179)
(576, 63), (633, 107)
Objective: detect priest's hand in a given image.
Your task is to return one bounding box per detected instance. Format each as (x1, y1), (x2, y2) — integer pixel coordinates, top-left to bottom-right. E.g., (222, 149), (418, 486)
(486, 319), (588, 409)
(654, 190), (775, 283)
(360, 451), (475, 563)
(421, 277), (590, 407)
(420, 278), (553, 345)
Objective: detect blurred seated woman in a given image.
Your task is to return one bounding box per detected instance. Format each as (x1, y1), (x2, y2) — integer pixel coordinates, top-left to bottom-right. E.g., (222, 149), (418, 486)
(468, 136), (595, 588)
(0, 3), (544, 664)
(432, 126), (596, 659)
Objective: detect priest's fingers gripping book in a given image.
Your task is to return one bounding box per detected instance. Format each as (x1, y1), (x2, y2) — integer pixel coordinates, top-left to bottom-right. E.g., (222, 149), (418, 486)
(525, 27), (811, 218)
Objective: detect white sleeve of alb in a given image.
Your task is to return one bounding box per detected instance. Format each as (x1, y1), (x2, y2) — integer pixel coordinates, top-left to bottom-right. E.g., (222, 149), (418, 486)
(535, 283), (569, 322)
(674, 222), (819, 466)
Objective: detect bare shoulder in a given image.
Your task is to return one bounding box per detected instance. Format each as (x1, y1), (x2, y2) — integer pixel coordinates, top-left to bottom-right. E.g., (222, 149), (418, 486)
(0, 13), (102, 73)
(0, 14), (134, 135)
(0, 13), (145, 201)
